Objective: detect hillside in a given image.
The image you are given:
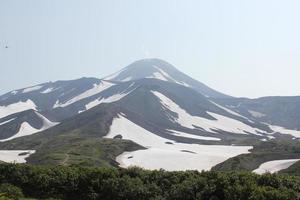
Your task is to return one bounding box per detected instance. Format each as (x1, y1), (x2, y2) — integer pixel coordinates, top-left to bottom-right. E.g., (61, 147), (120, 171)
(0, 59), (300, 173)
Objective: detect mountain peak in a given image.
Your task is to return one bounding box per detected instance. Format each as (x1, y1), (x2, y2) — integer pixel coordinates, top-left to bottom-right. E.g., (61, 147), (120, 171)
(129, 58), (176, 69)
(104, 58), (178, 82)
(104, 58), (231, 98)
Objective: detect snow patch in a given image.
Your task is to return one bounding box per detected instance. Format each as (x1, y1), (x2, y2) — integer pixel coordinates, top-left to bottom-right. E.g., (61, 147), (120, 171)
(106, 114), (252, 171)
(85, 93), (128, 110)
(167, 129), (221, 141)
(146, 72), (169, 81)
(121, 77), (132, 82)
(210, 101), (248, 119)
(0, 150), (35, 163)
(267, 135), (275, 140)
(0, 118), (16, 126)
(40, 87), (55, 94)
(269, 125), (300, 138)
(145, 66), (191, 87)
(253, 159), (300, 174)
(249, 110), (266, 118)
(0, 100), (37, 119)
(153, 66), (191, 87)
(85, 85), (136, 110)
(0, 122), (39, 142)
(54, 81), (115, 108)
(0, 112), (59, 142)
(22, 85), (43, 93)
(208, 112), (266, 134)
(151, 91), (265, 135)
(35, 112), (59, 129)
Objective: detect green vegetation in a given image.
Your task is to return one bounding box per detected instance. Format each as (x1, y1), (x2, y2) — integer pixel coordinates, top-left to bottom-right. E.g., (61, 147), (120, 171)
(212, 140), (300, 172)
(0, 184), (23, 200)
(280, 161), (300, 175)
(0, 164), (299, 200)
(27, 136), (143, 167)
(0, 105), (143, 167)
(0, 133), (142, 168)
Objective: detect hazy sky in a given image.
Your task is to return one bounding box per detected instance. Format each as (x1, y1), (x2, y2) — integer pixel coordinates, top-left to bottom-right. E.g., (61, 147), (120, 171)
(1, 0), (300, 98)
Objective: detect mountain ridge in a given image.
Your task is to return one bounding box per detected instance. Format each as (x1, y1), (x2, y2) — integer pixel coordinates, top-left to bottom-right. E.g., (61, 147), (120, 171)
(0, 58), (300, 172)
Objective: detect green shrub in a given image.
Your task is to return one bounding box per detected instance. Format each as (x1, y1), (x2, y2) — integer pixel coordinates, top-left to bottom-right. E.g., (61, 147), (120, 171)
(0, 184), (23, 200)
(0, 164), (299, 200)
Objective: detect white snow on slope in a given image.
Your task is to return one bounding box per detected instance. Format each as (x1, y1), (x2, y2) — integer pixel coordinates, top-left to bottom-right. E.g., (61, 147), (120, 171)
(54, 81), (115, 108)
(167, 129), (221, 141)
(0, 150), (35, 163)
(35, 112), (59, 129)
(85, 93), (127, 110)
(253, 159), (300, 174)
(0, 112), (59, 142)
(153, 66), (173, 80)
(85, 86), (137, 110)
(151, 91), (265, 135)
(153, 66), (190, 87)
(208, 112), (265, 134)
(0, 100), (37, 119)
(121, 77), (133, 82)
(249, 110), (266, 118)
(210, 101), (247, 119)
(146, 72), (168, 81)
(145, 66), (190, 87)
(269, 125), (300, 138)
(22, 85), (43, 93)
(0, 118), (16, 126)
(0, 122), (39, 142)
(40, 87), (55, 94)
(106, 114), (252, 171)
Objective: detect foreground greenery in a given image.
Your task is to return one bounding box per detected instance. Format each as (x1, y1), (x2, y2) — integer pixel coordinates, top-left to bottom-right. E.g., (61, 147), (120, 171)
(212, 140), (300, 172)
(0, 134), (142, 168)
(0, 164), (300, 200)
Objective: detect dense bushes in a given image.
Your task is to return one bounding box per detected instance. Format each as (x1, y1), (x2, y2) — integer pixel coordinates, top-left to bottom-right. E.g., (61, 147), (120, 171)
(0, 184), (23, 200)
(0, 164), (299, 200)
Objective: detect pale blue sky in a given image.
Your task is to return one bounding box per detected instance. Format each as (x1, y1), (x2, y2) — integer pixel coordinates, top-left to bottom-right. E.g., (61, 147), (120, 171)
(1, 0), (300, 98)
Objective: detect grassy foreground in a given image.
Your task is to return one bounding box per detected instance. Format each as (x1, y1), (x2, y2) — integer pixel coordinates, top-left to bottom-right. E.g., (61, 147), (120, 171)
(0, 164), (299, 200)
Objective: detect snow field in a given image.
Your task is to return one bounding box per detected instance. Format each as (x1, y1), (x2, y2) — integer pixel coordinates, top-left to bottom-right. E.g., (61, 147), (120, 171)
(106, 114), (252, 171)
(151, 91), (266, 135)
(0, 100), (37, 119)
(253, 159), (300, 174)
(0, 112), (59, 142)
(54, 81), (115, 108)
(0, 150), (35, 163)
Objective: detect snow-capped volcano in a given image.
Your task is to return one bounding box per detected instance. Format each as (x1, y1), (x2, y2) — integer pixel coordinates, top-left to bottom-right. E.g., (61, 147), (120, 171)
(1, 58), (299, 143)
(1, 58), (300, 172)
(105, 59), (231, 98)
